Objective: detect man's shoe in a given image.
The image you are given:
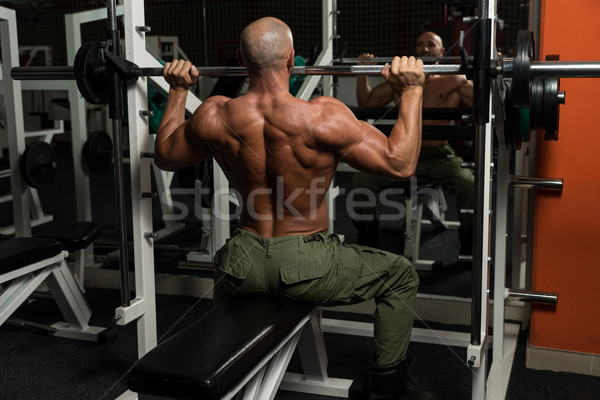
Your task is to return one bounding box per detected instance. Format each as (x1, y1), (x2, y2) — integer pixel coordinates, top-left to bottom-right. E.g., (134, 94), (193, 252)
(369, 356), (438, 400)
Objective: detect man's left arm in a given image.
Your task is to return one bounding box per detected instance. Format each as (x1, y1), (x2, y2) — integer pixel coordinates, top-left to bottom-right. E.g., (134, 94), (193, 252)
(154, 59), (212, 171)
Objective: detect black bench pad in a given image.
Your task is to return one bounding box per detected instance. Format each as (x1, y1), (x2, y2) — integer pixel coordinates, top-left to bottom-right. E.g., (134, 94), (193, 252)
(36, 221), (101, 251)
(129, 294), (315, 400)
(0, 237), (63, 274)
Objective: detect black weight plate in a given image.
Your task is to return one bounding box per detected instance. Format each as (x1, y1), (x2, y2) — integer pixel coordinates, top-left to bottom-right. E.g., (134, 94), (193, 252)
(84, 131), (113, 173)
(504, 83), (522, 151)
(519, 108), (531, 144)
(543, 78), (560, 140)
(530, 79), (545, 130)
(20, 141), (57, 189)
(74, 42), (109, 105)
(512, 31), (535, 108)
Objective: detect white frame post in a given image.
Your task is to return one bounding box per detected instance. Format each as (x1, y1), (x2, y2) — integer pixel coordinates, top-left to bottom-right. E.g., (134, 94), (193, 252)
(1, 7), (29, 237)
(466, 1), (497, 397)
(119, 0), (158, 356)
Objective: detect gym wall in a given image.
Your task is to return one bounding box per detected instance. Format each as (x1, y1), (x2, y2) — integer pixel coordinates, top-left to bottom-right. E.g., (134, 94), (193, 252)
(529, 0), (600, 373)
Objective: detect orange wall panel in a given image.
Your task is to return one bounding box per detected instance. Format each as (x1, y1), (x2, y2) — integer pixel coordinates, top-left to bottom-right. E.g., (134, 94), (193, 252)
(531, 0), (600, 354)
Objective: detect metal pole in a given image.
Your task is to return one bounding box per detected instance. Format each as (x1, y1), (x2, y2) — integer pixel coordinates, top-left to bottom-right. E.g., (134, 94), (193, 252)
(530, 61), (600, 78)
(106, 0), (130, 308)
(10, 66), (76, 79)
(470, 17), (492, 347)
(12, 58), (600, 80)
(11, 63), (467, 80)
(506, 289), (558, 304)
(511, 176), (563, 190)
(499, 59), (600, 78)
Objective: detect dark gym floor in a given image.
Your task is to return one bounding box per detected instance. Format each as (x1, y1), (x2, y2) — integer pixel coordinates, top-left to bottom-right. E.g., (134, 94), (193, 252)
(1, 141), (599, 399)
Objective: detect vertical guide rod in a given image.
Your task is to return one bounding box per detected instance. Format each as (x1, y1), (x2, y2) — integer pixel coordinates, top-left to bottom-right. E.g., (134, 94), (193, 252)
(106, 0), (130, 307)
(471, 17), (492, 347)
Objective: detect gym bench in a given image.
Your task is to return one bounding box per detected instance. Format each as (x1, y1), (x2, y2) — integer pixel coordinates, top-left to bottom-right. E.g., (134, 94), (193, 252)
(36, 221), (102, 291)
(0, 237), (107, 341)
(127, 294), (355, 400)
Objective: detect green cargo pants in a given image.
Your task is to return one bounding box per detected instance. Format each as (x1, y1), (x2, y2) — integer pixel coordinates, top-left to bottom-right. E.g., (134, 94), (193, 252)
(213, 228), (419, 365)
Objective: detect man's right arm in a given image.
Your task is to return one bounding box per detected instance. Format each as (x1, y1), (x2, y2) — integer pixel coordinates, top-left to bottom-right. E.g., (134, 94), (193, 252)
(318, 56), (425, 180)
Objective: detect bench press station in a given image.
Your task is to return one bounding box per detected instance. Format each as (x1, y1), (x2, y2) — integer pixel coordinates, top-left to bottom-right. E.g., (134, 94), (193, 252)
(127, 294), (355, 400)
(0, 234), (107, 342)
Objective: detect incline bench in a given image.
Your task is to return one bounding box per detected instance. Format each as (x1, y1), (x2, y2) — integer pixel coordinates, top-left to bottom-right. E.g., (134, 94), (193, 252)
(0, 236), (106, 341)
(126, 294), (355, 400)
(36, 221), (102, 291)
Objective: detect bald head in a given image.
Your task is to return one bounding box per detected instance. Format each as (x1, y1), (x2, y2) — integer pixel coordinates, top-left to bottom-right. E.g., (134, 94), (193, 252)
(239, 17), (294, 72)
(415, 31), (444, 59)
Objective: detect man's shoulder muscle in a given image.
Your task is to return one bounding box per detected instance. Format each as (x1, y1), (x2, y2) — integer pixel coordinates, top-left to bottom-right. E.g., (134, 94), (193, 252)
(307, 96), (364, 151)
(187, 95), (231, 141)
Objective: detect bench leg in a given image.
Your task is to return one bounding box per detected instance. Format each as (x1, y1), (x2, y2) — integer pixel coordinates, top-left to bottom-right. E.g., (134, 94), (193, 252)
(74, 249), (86, 292)
(233, 325), (304, 400)
(280, 312), (354, 398)
(297, 311), (329, 379)
(238, 367), (267, 400)
(0, 267), (52, 326)
(45, 260), (107, 341)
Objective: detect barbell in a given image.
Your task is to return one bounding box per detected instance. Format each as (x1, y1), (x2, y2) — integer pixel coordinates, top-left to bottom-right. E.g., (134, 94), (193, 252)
(10, 34), (600, 82)
(11, 45), (600, 82)
(11, 50), (600, 82)
(8, 32), (600, 150)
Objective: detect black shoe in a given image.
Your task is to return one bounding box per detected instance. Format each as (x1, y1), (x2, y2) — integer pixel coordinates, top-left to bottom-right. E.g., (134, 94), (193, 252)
(399, 385), (438, 400)
(369, 356), (438, 400)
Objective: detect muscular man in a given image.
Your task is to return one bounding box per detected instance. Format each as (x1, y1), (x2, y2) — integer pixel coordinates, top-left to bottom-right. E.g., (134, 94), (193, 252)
(354, 31), (474, 256)
(155, 17), (434, 400)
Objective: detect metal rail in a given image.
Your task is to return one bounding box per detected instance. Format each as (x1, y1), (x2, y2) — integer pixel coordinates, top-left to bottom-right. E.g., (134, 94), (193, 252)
(10, 64), (466, 79)
(511, 176), (563, 190)
(506, 289), (558, 304)
(11, 59), (600, 80)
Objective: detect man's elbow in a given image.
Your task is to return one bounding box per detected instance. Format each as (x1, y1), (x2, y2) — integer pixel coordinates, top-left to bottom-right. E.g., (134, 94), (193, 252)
(385, 161), (417, 181)
(153, 157), (168, 171)
(394, 166), (417, 180)
(153, 153), (176, 171)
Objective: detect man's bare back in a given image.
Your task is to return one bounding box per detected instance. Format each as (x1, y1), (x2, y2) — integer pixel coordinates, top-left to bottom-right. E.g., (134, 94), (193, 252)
(154, 17), (425, 238)
(189, 91), (339, 237)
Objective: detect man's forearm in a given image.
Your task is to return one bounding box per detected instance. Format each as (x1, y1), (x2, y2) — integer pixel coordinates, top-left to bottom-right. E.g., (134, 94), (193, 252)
(154, 89), (188, 168)
(387, 88), (423, 176)
(157, 89), (188, 142)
